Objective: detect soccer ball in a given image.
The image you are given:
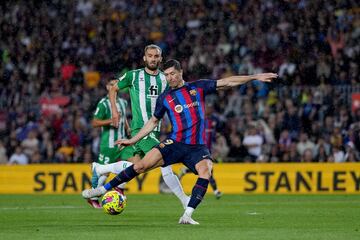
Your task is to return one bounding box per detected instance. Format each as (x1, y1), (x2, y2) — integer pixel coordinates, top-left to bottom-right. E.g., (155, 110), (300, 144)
(101, 190), (127, 215)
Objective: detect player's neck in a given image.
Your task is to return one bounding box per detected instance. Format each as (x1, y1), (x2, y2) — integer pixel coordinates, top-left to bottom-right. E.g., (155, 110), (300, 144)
(144, 67), (159, 76)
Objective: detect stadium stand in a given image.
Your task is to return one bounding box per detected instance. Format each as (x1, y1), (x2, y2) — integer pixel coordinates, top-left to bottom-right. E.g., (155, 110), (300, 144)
(0, 0), (359, 163)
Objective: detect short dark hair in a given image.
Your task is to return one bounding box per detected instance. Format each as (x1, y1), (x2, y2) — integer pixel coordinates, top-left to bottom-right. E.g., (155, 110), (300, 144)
(105, 78), (117, 86)
(163, 59), (182, 71)
(144, 44), (162, 54)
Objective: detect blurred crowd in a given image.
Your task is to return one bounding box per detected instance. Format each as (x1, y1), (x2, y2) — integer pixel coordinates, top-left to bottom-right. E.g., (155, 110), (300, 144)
(0, 0), (359, 164)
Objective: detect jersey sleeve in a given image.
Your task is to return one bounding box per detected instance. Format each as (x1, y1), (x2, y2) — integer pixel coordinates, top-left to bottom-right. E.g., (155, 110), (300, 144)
(195, 79), (217, 95)
(153, 94), (167, 120)
(116, 71), (132, 90)
(93, 101), (107, 120)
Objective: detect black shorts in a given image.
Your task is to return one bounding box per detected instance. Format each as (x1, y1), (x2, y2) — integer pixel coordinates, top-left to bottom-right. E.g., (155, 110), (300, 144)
(155, 139), (212, 174)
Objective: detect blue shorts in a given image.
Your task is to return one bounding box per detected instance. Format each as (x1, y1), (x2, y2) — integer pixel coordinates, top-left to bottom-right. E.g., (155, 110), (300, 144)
(155, 139), (212, 174)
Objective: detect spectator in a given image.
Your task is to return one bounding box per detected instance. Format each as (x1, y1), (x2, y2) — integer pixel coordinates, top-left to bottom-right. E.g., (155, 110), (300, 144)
(301, 148), (314, 163)
(30, 149), (43, 164)
(21, 130), (39, 158)
(315, 144), (329, 162)
(288, 142), (301, 163)
(61, 57), (77, 81)
(268, 144), (280, 163)
(331, 146), (346, 163)
(227, 133), (247, 162)
(296, 132), (315, 157)
(8, 146), (29, 165)
(278, 129), (292, 153)
(242, 124), (264, 162)
(344, 142), (359, 162)
(55, 139), (74, 163)
(212, 133), (229, 162)
(0, 140), (8, 164)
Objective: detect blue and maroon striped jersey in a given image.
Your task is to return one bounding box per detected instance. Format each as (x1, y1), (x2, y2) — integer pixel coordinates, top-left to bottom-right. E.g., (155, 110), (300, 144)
(154, 80), (217, 145)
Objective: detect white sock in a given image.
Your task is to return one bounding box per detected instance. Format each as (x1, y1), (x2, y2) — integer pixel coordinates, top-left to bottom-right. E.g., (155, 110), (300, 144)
(185, 207), (195, 217)
(97, 174), (108, 187)
(97, 161), (133, 175)
(100, 186), (107, 194)
(161, 166), (189, 205)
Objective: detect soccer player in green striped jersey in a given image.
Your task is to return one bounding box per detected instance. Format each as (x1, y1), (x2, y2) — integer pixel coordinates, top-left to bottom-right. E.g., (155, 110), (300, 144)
(107, 44), (189, 208)
(87, 79), (135, 208)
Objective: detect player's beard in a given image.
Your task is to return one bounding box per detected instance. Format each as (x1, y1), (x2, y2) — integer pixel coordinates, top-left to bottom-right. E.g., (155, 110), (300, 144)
(145, 61), (160, 71)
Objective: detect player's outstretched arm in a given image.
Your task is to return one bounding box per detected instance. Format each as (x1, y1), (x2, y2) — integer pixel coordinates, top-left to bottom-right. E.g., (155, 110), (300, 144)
(115, 116), (160, 147)
(109, 82), (120, 128)
(216, 73), (278, 90)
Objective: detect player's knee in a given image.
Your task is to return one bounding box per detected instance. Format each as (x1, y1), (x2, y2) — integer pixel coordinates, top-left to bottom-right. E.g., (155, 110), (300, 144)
(196, 160), (212, 179)
(133, 162), (146, 174)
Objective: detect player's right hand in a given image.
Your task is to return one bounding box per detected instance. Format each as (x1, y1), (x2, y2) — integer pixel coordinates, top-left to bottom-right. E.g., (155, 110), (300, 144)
(111, 111), (120, 128)
(254, 73), (278, 82)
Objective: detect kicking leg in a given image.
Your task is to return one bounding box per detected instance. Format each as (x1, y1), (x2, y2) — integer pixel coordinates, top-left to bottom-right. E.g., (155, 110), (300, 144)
(82, 148), (164, 198)
(93, 161), (133, 176)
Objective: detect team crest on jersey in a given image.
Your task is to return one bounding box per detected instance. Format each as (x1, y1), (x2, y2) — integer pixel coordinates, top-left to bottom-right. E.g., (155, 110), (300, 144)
(174, 105), (183, 113)
(159, 143), (165, 148)
(189, 89), (197, 96)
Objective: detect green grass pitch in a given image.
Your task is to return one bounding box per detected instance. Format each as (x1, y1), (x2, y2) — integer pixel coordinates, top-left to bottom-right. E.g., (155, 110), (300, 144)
(0, 194), (359, 240)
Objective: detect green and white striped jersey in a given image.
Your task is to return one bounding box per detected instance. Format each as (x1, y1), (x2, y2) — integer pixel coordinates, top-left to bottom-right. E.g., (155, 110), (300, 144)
(117, 68), (168, 132)
(93, 96), (128, 149)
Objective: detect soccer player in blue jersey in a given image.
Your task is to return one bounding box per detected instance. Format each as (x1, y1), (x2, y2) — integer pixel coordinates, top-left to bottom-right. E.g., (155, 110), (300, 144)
(82, 59), (277, 224)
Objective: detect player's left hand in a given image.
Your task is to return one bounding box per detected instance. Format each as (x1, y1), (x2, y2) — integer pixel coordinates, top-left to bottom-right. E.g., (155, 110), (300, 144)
(254, 73), (278, 82)
(115, 139), (135, 148)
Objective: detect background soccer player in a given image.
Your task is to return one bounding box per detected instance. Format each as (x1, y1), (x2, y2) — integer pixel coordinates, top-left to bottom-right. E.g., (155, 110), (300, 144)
(108, 45), (189, 208)
(87, 79), (135, 208)
(83, 59), (277, 224)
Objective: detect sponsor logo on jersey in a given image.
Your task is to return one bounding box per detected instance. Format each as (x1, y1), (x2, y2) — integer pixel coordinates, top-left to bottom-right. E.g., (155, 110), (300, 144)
(174, 101), (199, 113)
(184, 101), (199, 108)
(147, 85), (159, 99)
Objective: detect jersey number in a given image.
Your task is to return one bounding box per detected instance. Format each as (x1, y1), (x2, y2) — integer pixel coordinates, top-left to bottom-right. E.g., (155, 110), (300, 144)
(99, 154), (110, 164)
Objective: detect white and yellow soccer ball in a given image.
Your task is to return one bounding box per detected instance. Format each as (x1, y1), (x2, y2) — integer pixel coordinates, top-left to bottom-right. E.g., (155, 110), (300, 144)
(101, 190), (127, 215)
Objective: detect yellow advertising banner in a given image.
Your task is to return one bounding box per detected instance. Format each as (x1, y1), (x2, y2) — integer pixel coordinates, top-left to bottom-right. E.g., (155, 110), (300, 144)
(0, 163), (359, 194)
